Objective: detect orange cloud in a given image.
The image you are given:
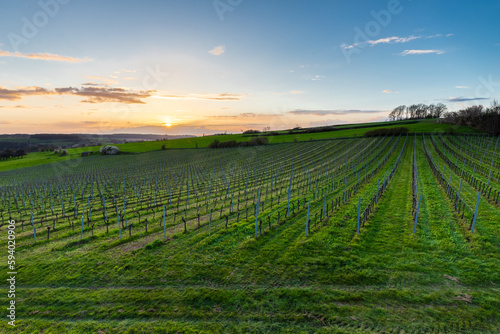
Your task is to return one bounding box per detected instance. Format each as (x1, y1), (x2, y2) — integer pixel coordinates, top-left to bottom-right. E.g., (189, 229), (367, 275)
(155, 93), (248, 101)
(0, 50), (91, 62)
(0, 86), (154, 104)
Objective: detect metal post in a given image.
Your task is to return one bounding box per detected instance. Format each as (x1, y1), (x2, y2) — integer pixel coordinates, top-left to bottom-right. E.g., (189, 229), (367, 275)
(163, 205), (166, 240)
(356, 197), (361, 235)
(471, 192), (481, 233)
(456, 179), (463, 210)
(80, 206), (85, 240)
(413, 195), (421, 234)
(305, 199), (311, 237)
(322, 189), (327, 221)
(31, 210), (36, 242)
(255, 190), (260, 238)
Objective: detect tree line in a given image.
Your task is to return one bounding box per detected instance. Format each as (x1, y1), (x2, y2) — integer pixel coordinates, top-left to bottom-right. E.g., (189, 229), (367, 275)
(388, 103), (448, 121)
(441, 100), (500, 135)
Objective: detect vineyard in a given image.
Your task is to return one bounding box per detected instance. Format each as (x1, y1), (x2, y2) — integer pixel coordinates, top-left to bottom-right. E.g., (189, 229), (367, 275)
(0, 134), (499, 333)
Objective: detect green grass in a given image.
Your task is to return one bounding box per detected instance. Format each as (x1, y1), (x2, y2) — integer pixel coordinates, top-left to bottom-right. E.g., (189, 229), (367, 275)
(0, 119), (481, 173)
(0, 135), (498, 333)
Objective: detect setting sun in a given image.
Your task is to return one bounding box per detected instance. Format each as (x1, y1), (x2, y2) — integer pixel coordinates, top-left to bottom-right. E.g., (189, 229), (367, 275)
(163, 116), (173, 127)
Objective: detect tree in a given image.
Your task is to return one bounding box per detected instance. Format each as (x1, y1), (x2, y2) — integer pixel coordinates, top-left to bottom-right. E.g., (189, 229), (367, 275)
(433, 103), (447, 118)
(393, 105), (406, 120)
(407, 105), (419, 119)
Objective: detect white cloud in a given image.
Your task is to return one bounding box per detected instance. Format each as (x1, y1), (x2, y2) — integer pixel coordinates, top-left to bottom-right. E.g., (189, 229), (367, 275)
(342, 33), (453, 50)
(455, 86), (470, 89)
(400, 50), (445, 56)
(209, 45), (225, 56)
(342, 35), (421, 50)
(304, 75), (325, 81)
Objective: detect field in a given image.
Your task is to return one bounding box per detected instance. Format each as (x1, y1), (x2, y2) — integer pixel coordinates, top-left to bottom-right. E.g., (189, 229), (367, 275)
(0, 119), (479, 173)
(0, 132), (498, 333)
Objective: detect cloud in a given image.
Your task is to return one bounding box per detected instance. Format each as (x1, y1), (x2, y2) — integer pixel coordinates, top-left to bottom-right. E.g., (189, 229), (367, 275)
(82, 82), (108, 87)
(342, 35), (421, 50)
(445, 97), (489, 102)
(209, 45), (225, 56)
(308, 119), (348, 127)
(455, 86), (470, 89)
(289, 109), (386, 116)
(0, 105), (30, 108)
(114, 69), (136, 74)
(342, 33), (452, 50)
(155, 93), (247, 101)
(0, 86), (154, 104)
(271, 90), (304, 95)
(304, 75), (325, 81)
(383, 90), (398, 94)
(85, 76), (119, 86)
(0, 86), (52, 101)
(0, 120), (11, 124)
(209, 113), (278, 119)
(0, 49), (91, 62)
(400, 50), (446, 55)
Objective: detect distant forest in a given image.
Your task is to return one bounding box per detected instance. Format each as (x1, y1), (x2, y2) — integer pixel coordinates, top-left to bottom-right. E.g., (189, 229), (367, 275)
(390, 101), (500, 135)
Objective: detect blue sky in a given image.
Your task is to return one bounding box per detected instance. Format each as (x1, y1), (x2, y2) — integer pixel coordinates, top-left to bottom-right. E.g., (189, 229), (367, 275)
(0, 0), (499, 135)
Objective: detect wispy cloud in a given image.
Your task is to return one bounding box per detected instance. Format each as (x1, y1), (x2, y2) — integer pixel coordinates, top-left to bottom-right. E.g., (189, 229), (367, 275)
(0, 50), (91, 62)
(342, 35), (421, 50)
(400, 50), (445, 56)
(85, 76), (119, 86)
(0, 86), (154, 104)
(289, 109), (386, 116)
(308, 119), (348, 127)
(342, 33), (452, 50)
(209, 45), (225, 56)
(155, 93), (247, 101)
(271, 90), (304, 95)
(304, 75), (325, 81)
(0, 105), (30, 109)
(446, 97), (489, 102)
(382, 90), (398, 94)
(455, 86), (470, 89)
(209, 113), (277, 119)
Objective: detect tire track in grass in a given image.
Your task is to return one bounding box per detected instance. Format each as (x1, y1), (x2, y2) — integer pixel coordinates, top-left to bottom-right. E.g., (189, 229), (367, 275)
(347, 138), (416, 284)
(416, 138), (471, 257)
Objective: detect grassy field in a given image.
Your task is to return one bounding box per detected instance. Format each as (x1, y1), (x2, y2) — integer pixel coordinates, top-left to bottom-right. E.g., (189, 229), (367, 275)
(0, 134), (498, 333)
(0, 119), (481, 173)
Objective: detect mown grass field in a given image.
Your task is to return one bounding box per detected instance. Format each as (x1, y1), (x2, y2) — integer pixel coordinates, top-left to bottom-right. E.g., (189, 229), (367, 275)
(0, 131), (498, 333)
(0, 119), (479, 172)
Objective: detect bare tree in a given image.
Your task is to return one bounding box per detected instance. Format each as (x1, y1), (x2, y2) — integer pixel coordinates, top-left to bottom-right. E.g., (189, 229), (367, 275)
(433, 103), (447, 118)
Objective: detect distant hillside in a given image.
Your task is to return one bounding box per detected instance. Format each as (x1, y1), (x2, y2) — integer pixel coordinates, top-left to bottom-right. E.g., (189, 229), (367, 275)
(0, 133), (195, 152)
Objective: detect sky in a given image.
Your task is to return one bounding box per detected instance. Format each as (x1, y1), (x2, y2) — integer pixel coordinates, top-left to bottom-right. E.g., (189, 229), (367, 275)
(0, 0), (499, 135)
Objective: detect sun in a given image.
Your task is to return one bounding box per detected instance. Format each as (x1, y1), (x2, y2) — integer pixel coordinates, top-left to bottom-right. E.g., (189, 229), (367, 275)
(163, 116), (172, 127)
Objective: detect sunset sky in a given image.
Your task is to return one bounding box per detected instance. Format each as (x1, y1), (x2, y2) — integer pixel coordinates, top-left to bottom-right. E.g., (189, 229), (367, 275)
(1, 0), (499, 135)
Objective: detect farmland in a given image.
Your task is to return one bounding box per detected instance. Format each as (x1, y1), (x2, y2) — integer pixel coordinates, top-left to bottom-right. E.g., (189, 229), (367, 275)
(0, 133), (499, 333)
(0, 119), (479, 173)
